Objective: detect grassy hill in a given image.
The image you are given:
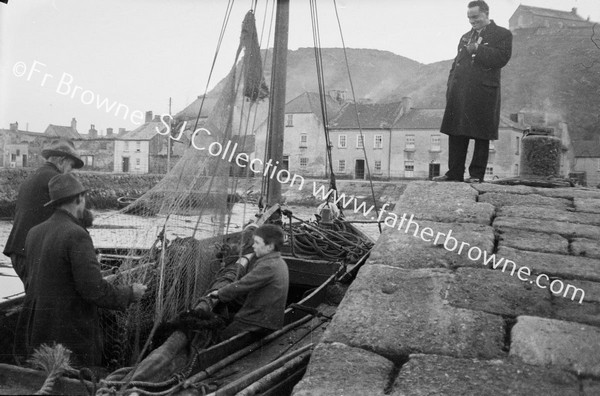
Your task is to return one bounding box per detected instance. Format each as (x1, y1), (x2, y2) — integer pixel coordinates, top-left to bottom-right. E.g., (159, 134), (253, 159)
(206, 24), (600, 147)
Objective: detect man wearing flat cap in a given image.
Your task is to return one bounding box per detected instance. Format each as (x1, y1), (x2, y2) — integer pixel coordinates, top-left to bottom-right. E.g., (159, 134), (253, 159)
(20, 173), (147, 368)
(3, 139), (84, 290)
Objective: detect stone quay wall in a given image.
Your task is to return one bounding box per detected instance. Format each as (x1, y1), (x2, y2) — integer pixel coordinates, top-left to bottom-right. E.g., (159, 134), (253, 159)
(0, 169), (164, 217)
(293, 181), (600, 395)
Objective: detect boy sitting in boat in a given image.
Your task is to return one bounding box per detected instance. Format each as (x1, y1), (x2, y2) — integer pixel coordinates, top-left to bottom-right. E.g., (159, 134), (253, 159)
(207, 224), (289, 340)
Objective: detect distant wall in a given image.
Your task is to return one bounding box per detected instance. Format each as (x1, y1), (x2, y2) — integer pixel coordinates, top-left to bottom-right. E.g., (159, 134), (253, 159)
(0, 169), (163, 217)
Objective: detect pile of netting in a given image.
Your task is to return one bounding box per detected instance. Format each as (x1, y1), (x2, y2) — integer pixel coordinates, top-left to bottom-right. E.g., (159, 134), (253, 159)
(97, 9), (269, 374)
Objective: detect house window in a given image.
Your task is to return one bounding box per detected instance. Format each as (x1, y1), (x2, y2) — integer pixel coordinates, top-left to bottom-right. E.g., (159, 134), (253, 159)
(406, 135), (415, 150)
(286, 114), (293, 127)
(82, 155), (94, 167)
(11, 154), (16, 162)
(300, 157), (308, 168)
(338, 135), (347, 148)
(514, 163), (519, 176)
(124, 141), (129, 152)
(404, 160), (414, 177)
(430, 135), (441, 151)
(136, 141), (141, 152)
(486, 167), (494, 176)
(356, 135), (364, 148)
(300, 134), (307, 148)
(100, 142), (108, 150)
(374, 160), (382, 173)
(515, 137), (520, 155)
(338, 160), (346, 173)
(16, 149), (20, 156)
(374, 135), (383, 149)
(135, 158), (141, 169)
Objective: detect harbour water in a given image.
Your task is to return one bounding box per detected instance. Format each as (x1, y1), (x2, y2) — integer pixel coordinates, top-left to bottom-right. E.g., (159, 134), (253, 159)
(0, 203), (381, 301)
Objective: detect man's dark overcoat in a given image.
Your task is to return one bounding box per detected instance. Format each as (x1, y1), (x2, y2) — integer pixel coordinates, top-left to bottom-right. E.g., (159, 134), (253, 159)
(440, 20), (512, 140)
(21, 209), (133, 367)
(3, 162), (60, 261)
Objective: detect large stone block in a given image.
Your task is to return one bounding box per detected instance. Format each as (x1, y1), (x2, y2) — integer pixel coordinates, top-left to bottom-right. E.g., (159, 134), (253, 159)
(550, 279), (600, 327)
(499, 205), (600, 226)
(292, 342), (393, 396)
(391, 354), (582, 396)
(479, 192), (571, 209)
(534, 187), (600, 200)
(574, 198), (600, 214)
(397, 181), (494, 224)
(367, 220), (494, 269)
(471, 183), (537, 195)
(494, 217), (600, 240)
(497, 246), (600, 284)
(322, 265), (506, 360)
(510, 316), (600, 377)
(497, 228), (568, 255)
(447, 268), (553, 318)
(572, 238), (600, 259)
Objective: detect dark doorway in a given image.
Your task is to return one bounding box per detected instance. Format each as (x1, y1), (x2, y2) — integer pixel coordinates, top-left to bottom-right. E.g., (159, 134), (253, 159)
(122, 157), (130, 173)
(429, 163), (440, 179)
(355, 159), (365, 179)
(22, 155), (27, 167)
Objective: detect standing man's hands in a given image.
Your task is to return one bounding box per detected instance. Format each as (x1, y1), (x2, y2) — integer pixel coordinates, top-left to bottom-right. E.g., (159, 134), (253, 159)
(131, 283), (147, 301)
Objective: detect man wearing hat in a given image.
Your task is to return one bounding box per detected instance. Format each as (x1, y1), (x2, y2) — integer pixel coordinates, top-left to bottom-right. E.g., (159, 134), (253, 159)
(20, 173), (147, 368)
(3, 138), (84, 290)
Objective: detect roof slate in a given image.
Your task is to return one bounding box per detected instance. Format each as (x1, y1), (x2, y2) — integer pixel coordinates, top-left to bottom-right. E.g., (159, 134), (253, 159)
(120, 120), (167, 140)
(330, 101), (403, 129)
(44, 125), (81, 140)
(517, 5), (586, 22)
(285, 92), (343, 125)
(572, 140), (600, 157)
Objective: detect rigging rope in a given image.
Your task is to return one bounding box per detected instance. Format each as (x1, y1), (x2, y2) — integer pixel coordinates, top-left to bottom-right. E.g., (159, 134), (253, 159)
(309, 0), (338, 197)
(332, 0), (382, 233)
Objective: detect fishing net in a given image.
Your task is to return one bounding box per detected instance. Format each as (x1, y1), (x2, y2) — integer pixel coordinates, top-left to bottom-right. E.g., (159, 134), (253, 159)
(96, 10), (268, 371)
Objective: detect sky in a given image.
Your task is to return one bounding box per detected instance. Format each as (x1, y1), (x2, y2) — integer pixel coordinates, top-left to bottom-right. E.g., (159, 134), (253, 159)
(1, 0), (599, 134)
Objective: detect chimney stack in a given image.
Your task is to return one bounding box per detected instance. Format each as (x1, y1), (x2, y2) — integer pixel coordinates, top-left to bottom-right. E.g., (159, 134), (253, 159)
(106, 127), (113, 136)
(9, 122), (18, 131)
(571, 7), (577, 14)
(71, 117), (77, 131)
(145, 111), (153, 123)
(118, 127), (126, 135)
(89, 124), (98, 138)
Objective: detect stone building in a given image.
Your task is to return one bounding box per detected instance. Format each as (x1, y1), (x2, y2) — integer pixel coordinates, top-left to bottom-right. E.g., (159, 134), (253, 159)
(114, 111), (171, 174)
(329, 98), (524, 180)
(44, 117), (82, 140)
(509, 5), (591, 31)
(0, 123), (46, 168)
(253, 92), (344, 178)
(572, 140), (600, 187)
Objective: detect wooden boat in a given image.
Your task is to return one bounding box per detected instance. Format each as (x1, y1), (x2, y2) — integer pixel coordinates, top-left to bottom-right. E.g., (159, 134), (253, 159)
(0, 1), (380, 394)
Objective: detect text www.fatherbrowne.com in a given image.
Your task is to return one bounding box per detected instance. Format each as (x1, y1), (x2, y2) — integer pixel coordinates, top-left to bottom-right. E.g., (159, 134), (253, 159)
(311, 182), (586, 304)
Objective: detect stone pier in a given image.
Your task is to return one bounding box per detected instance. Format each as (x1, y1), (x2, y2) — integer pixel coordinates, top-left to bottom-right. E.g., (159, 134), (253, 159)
(293, 181), (600, 395)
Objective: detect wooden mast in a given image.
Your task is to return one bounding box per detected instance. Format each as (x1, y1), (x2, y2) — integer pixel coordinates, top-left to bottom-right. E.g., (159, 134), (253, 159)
(265, 0), (289, 206)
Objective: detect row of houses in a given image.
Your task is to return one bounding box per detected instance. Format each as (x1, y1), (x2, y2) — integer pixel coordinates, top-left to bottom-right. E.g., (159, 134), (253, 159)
(253, 92), (580, 182)
(2, 90), (594, 185)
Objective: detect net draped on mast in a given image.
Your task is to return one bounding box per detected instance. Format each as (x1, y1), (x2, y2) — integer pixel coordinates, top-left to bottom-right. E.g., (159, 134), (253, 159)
(99, 10), (269, 370)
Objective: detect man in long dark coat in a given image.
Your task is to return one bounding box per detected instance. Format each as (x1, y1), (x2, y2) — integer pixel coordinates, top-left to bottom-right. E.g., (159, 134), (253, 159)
(21, 173), (147, 368)
(3, 139), (84, 291)
(435, 0), (512, 183)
